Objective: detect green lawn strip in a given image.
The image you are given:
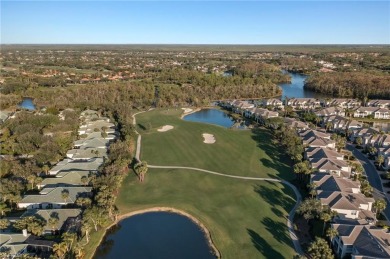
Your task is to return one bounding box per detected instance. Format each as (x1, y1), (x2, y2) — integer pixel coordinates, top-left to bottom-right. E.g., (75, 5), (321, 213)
(116, 169), (297, 259)
(137, 108), (294, 181)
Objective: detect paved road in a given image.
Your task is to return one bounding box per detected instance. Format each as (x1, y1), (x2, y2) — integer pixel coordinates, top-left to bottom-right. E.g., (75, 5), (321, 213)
(133, 110), (304, 256)
(346, 143), (390, 220)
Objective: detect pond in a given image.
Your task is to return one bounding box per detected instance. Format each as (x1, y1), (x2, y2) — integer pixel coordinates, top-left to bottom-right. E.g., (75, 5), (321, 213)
(94, 212), (215, 259)
(279, 71), (328, 99)
(183, 108), (236, 128)
(19, 98), (36, 111)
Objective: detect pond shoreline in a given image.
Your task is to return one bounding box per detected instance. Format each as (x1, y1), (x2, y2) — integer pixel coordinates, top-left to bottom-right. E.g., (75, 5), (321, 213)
(92, 207), (221, 259)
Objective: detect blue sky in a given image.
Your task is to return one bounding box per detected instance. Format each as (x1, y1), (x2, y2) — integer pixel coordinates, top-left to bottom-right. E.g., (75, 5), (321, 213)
(1, 1), (389, 44)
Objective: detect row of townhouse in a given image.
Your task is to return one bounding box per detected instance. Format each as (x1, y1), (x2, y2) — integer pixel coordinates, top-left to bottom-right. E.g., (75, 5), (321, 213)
(243, 107), (279, 123)
(261, 98), (390, 119)
(286, 98), (321, 110)
(1, 110), (117, 258)
(299, 129), (336, 149)
(367, 99), (390, 108)
(221, 100), (279, 123)
(298, 128), (390, 258)
(350, 127), (390, 169)
(321, 99), (361, 109)
(18, 109), (116, 210)
(353, 107), (390, 119)
(275, 101), (390, 259)
(321, 115), (363, 133)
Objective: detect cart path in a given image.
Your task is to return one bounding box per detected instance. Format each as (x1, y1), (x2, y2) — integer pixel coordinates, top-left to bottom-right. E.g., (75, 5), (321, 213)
(133, 109), (303, 256)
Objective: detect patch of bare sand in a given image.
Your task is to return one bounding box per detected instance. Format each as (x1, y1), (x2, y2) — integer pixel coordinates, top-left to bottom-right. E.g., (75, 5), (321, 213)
(202, 133), (216, 144)
(181, 108), (193, 114)
(157, 125), (174, 132)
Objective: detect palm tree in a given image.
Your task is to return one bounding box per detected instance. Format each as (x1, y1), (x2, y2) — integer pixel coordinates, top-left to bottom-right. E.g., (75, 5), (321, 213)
(307, 237), (334, 259)
(61, 189), (70, 202)
(48, 212), (59, 231)
(27, 174), (37, 190)
(326, 227), (338, 241)
(41, 164), (50, 175)
(0, 218), (10, 231)
(0, 202), (11, 217)
(81, 222), (92, 244)
(320, 212), (332, 235)
(376, 155), (385, 169)
(325, 122), (333, 132)
(356, 136), (363, 147)
(373, 199), (387, 220)
(62, 232), (76, 252)
(53, 242), (67, 258)
(81, 176), (89, 186)
(307, 183), (317, 198)
(134, 161), (148, 182)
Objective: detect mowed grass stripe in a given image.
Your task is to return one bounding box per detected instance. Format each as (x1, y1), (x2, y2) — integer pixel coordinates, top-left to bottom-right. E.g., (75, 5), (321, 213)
(117, 169), (296, 259)
(137, 109), (293, 180)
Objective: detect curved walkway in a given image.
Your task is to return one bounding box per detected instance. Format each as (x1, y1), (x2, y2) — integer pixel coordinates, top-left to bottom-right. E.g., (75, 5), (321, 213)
(133, 110), (303, 256)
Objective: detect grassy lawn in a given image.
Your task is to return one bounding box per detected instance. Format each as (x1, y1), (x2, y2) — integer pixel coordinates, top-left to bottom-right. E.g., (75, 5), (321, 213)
(88, 108), (298, 258)
(116, 169), (297, 259)
(137, 109), (294, 180)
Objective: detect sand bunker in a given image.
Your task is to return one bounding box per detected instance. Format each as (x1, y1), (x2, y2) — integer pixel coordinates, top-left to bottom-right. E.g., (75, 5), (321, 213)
(202, 133), (216, 144)
(181, 108), (193, 114)
(157, 125), (174, 132)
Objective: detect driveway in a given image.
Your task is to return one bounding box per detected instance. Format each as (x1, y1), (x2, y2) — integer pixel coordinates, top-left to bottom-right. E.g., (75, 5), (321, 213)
(346, 143), (390, 220)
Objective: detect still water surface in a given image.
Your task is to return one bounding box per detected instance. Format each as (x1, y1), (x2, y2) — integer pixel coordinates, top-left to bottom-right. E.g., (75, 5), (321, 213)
(19, 98), (36, 110)
(183, 109), (235, 128)
(94, 212), (215, 259)
(279, 71), (326, 99)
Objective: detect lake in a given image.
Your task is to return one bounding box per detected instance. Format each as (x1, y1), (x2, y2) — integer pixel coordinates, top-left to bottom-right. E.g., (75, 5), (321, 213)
(183, 109), (236, 128)
(279, 71), (326, 99)
(94, 212), (215, 259)
(19, 98), (36, 110)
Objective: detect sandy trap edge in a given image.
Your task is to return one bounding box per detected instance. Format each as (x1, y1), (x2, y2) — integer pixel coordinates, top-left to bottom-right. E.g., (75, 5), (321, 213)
(202, 133), (216, 144)
(157, 125), (174, 132)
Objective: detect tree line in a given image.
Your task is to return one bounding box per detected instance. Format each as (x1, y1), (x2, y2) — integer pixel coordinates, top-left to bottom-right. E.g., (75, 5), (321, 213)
(304, 72), (390, 99)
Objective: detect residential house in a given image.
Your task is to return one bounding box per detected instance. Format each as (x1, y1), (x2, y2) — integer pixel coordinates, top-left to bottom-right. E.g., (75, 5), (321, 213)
(21, 209), (81, 234)
(316, 189), (374, 221)
(315, 107), (346, 117)
(322, 115), (349, 132)
(353, 107), (390, 119)
(231, 100), (255, 115)
(321, 98), (361, 109)
(0, 233), (30, 258)
(378, 134), (390, 147)
(286, 98), (321, 110)
(305, 147), (344, 160)
(37, 171), (91, 189)
(284, 118), (310, 132)
(309, 158), (351, 177)
(18, 186), (92, 210)
(48, 157), (103, 175)
(367, 99), (390, 108)
(378, 146), (390, 170)
(0, 233), (55, 258)
(0, 110), (12, 124)
(252, 108), (279, 123)
(299, 130), (336, 148)
(66, 147), (107, 161)
(262, 98), (283, 108)
(350, 128), (380, 143)
(331, 224), (390, 259)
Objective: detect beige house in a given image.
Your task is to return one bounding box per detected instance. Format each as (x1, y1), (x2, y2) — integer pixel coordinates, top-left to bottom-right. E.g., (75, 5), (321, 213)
(331, 224), (390, 258)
